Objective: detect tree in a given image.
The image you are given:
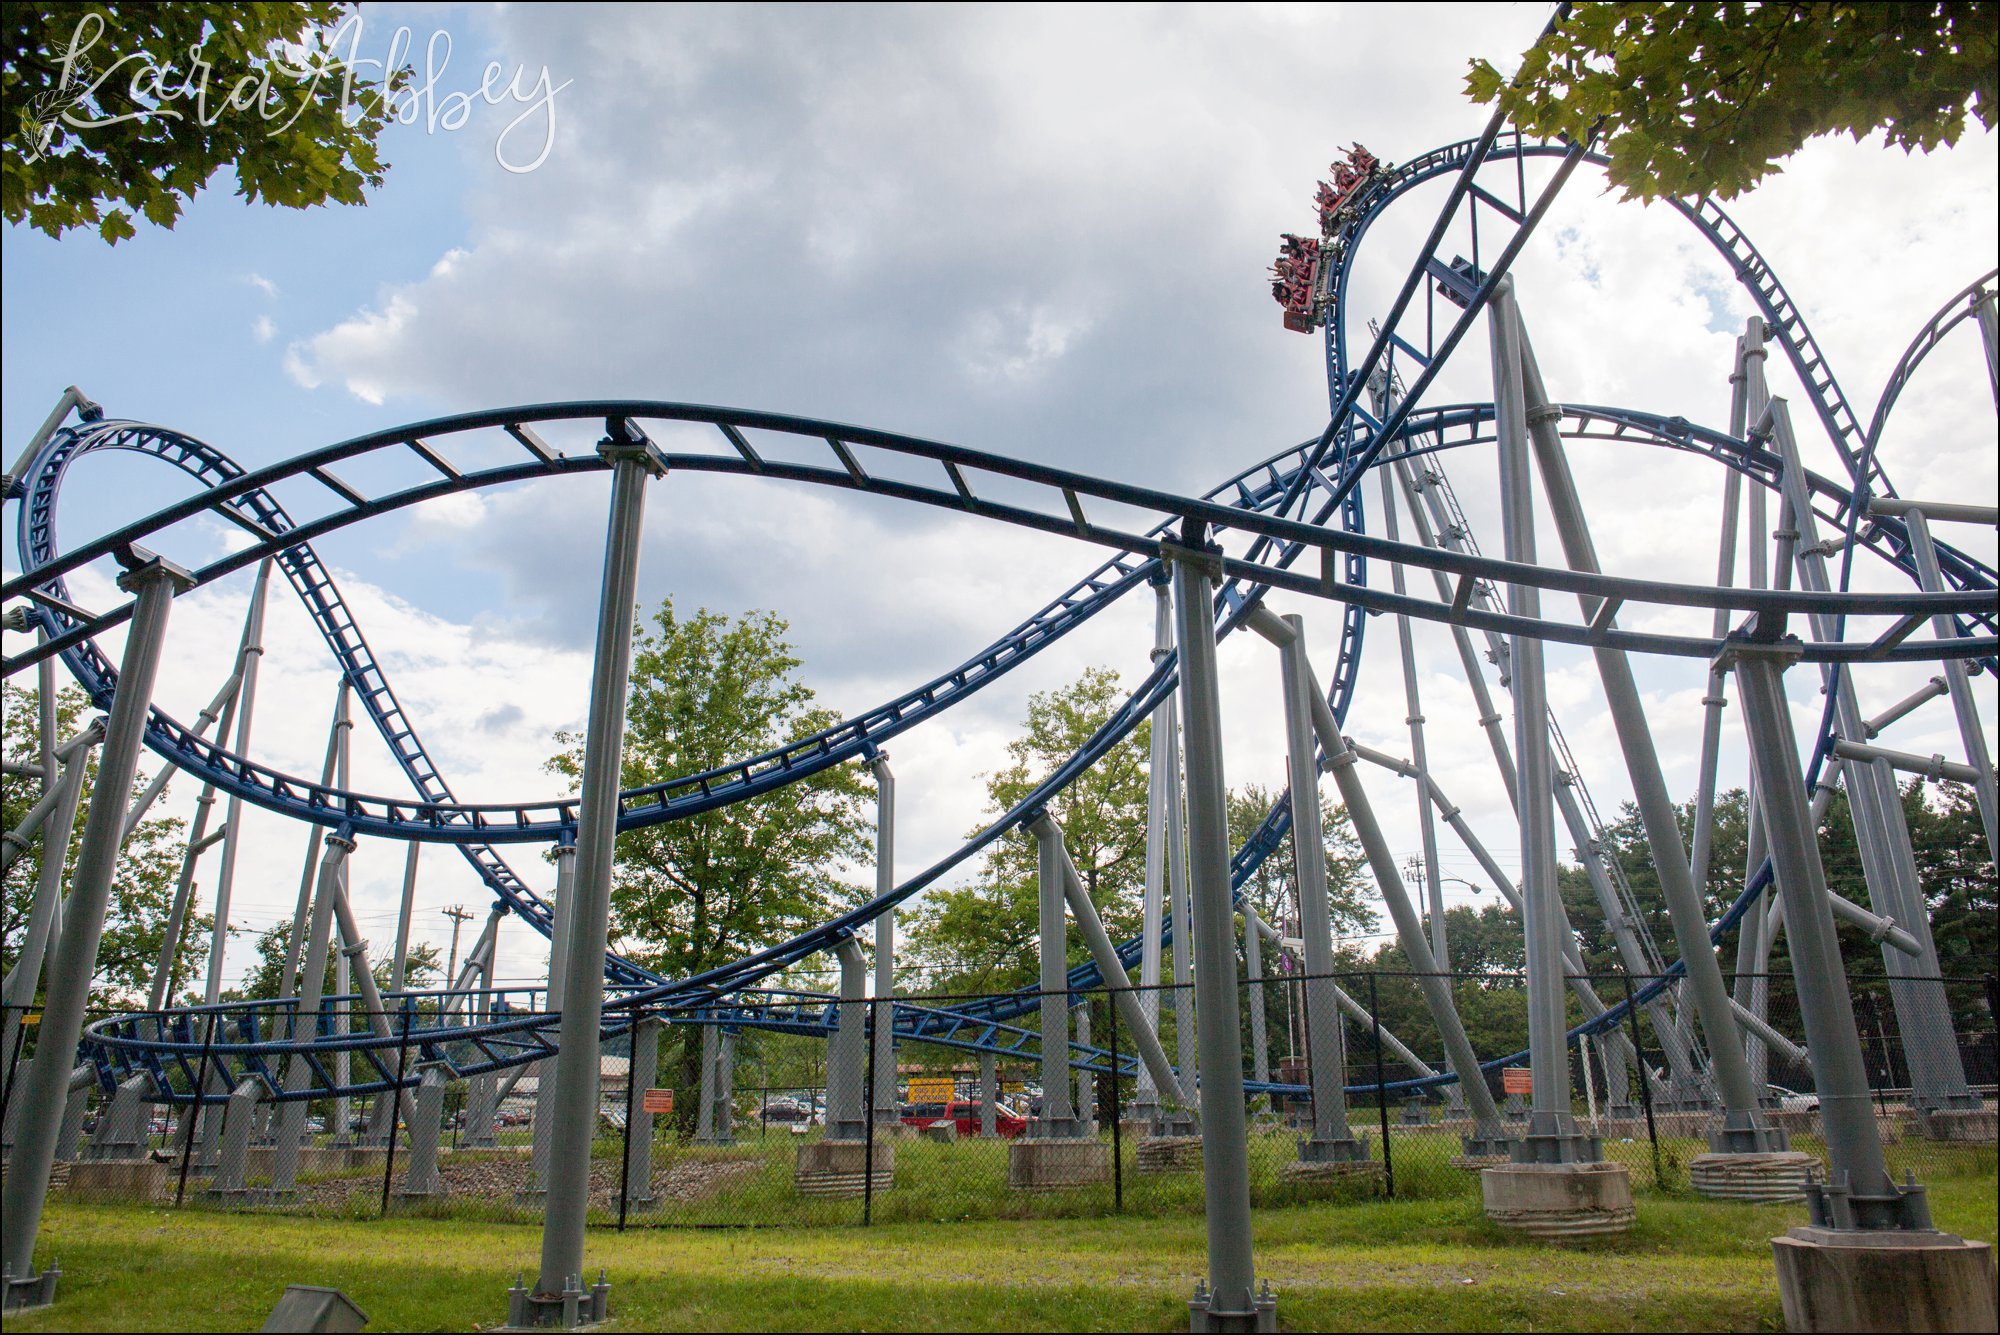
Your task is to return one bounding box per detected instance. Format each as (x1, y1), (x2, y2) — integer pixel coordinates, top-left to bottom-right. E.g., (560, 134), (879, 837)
(1226, 782), (1378, 944)
(1466, 4), (1998, 201)
(1, 681), (202, 1009)
(904, 667), (1151, 995)
(226, 920), (441, 1005)
(545, 599), (871, 1128)
(4, 4), (406, 242)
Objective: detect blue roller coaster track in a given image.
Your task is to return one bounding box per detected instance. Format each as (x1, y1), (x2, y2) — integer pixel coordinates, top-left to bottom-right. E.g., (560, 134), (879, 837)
(7, 131), (1994, 1108)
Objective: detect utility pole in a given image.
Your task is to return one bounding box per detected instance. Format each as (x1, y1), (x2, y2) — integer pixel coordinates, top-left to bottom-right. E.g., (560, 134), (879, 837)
(443, 905), (472, 983)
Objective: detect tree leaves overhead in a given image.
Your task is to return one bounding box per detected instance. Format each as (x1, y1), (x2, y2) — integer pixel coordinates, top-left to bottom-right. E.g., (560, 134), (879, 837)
(4, 4), (407, 242)
(1466, 3), (1998, 201)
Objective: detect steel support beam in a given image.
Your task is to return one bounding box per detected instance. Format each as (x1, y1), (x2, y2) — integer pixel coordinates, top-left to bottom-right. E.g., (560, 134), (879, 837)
(2, 550), (189, 1294)
(531, 431), (664, 1318)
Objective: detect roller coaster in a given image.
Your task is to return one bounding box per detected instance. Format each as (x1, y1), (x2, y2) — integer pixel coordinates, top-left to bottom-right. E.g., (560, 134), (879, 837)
(3, 115), (1995, 1328)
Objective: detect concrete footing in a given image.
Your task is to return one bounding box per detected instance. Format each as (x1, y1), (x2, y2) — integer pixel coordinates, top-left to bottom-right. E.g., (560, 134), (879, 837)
(1920, 1108), (1998, 1145)
(1772, 1226), (1998, 1333)
(1451, 1153), (1511, 1172)
(917, 1122), (958, 1143)
(1688, 1151), (1822, 1203)
(61, 1157), (170, 1203)
(1007, 1136), (1111, 1191)
(1279, 1157), (1382, 1188)
(1481, 1162), (1636, 1239)
(1135, 1135), (1203, 1174)
(793, 1139), (894, 1197)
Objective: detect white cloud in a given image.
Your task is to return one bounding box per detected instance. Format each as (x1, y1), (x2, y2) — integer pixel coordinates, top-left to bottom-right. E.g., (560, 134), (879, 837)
(252, 315), (276, 344)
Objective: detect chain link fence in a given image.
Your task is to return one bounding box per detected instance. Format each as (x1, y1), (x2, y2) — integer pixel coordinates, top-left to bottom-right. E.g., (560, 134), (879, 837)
(3, 970), (1992, 1227)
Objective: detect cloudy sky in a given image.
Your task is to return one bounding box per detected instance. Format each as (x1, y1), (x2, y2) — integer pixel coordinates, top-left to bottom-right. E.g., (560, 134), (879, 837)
(4, 3), (1995, 996)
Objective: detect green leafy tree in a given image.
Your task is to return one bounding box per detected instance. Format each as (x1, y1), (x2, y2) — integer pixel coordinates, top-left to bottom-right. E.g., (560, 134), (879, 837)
(1226, 782), (1377, 943)
(545, 599), (871, 1130)
(226, 920), (442, 1005)
(4, 3), (407, 242)
(904, 667), (1150, 996)
(1467, 3), (1998, 201)
(2, 681), (202, 1009)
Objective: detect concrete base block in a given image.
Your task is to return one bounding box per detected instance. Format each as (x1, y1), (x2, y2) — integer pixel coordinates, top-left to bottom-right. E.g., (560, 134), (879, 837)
(1689, 1151), (1822, 1203)
(1773, 1227), (1998, 1333)
(793, 1138), (894, 1197)
(1279, 1157), (1383, 1187)
(1451, 1153), (1511, 1172)
(918, 1122), (958, 1143)
(1135, 1135), (1203, 1175)
(1007, 1136), (1111, 1191)
(1921, 1108), (1998, 1145)
(1481, 1162), (1636, 1239)
(61, 1157), (170, 1203)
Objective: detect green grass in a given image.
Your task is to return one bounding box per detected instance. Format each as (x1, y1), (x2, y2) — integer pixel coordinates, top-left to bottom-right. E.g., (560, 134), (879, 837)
(10, 1157), (1993, 1331)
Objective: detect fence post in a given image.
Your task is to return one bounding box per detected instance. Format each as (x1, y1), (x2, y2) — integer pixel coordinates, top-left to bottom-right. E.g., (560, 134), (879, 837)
(617, 1011), (639, 1232)
(381, 1002), (413, 1216)
(1368, 971), (1392, 1199)
(175, 1013), (218, 1207)
(862, 996), (878, 1227)
(1620, 971), (1662, 1189)
(1108, 984), (1123, 1212)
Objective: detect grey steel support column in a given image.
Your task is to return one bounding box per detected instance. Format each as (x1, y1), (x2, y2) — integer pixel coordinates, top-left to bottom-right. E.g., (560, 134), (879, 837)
(1975, 289), (1998, 397)
(1246, 607), (1365, 1159)
(695, 1024), (721, 1143)
(270, 833), (355, 1194)
(53, 1073), (90, 1164)
(1515, 309), (1780, 1153)
(1136, 578), (1174, 1123)
(397, 1068), (448, 1198)
(1488, 281), (1588, 1163)
(1169, 539), (1271, 1334)
(1075, 1004), (1095, 1136)
(203, 558), (272, 1007)
(1290, 632), (1511, 1151)
(979, 1051), (998, 1138)
(1725, 637), (1930, 1231)
(0, 717), (96, 1108)
(1031, 818), (1081, 1137)
(205, 1076), (264, 1198)
(1242, 902), (1270, 1094)
(1166, 689), (1199, 1096)
(84, 1074), (152, 1160)
(1899, 508), (1998, 866)
(389, 842), (422, 992)
(624, 1017), (661, 1209)
(139, 661), (242, 1012)
(280, 684), (351, 999)
(1040, 818), (1186, 1106)
(826, 935), (868, 1141)
(2, 550), (189, 1296)
(1764, 399), (1975, 1111)
(1692, 333), (1753, 924)
(531, 429), (664, 1318)
(869, 754), (898, 1127)
(1369, 412), (1451, 1003)
(525, 842), (577, 1187)
(718, 1030), (737, 1140)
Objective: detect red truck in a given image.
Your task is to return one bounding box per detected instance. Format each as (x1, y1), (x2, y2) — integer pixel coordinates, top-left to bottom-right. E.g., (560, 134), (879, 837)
(900, 1099), (1031, 1139)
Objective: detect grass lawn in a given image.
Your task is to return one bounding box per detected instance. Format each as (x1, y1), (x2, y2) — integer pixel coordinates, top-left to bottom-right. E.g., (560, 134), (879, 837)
(9, 1167), (1993, 1331)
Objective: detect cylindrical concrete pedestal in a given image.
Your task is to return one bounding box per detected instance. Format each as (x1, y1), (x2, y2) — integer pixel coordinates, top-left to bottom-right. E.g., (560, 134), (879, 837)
(1689, 1151), (1822, 1203)
(1773, 1227), (1997, 1333)
(1920, 1108), (1997, 1145)
(1481, 1162), (1636, 1238)
(1278, 1157), (1382, 1188)
(1006, 1137), (1111, 1191)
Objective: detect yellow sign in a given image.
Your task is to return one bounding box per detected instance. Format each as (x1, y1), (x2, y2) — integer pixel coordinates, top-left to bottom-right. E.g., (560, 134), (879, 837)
(1000, 1081), (1024, 1093)
(907, 1077), (955, 1104)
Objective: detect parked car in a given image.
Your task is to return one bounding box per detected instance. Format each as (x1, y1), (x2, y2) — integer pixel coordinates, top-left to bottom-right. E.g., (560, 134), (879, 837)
(1766, 1084), (1818, 1113)
(759, 1099), (821, 1128)
(899, 1099), (1030, 1139)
